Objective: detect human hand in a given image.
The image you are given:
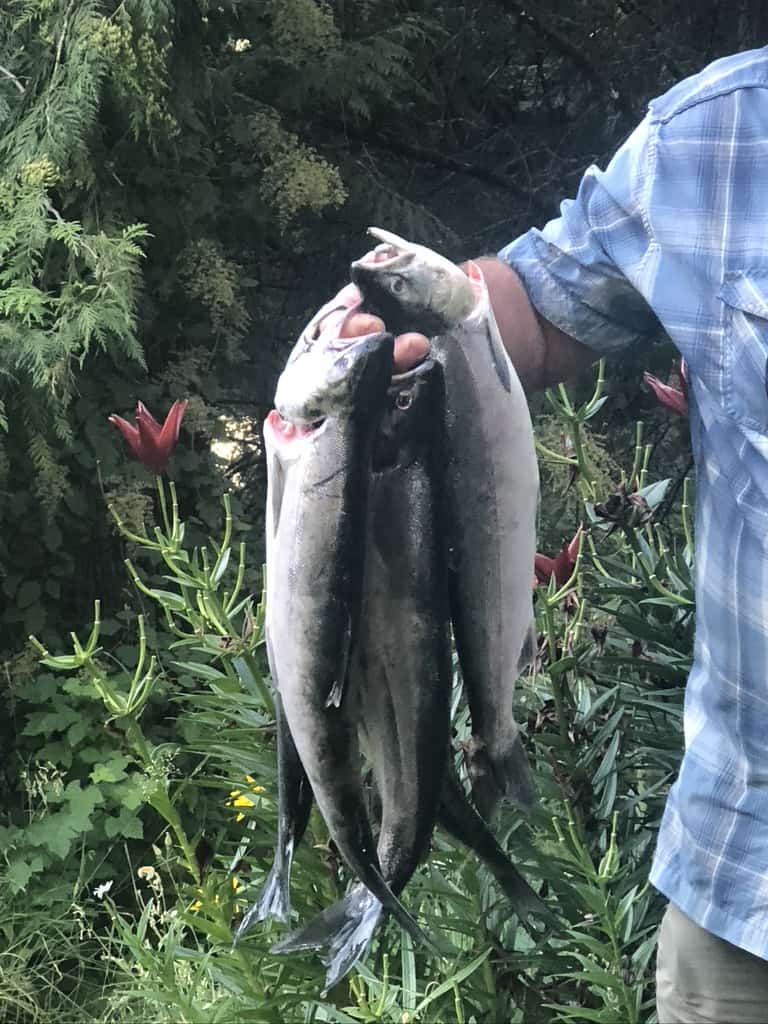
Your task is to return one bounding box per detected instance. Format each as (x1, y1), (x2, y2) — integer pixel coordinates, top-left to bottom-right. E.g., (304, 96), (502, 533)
(340, 313), (430, 375)
(305, 284), (430, 375)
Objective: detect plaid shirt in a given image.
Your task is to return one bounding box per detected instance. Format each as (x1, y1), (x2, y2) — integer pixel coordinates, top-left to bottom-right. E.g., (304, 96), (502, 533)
(500, 47), (768, 960)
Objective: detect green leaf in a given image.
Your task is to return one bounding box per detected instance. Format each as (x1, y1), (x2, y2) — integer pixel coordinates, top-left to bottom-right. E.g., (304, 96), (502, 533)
(549, 655), (579, 677)
(401, 930), (417, 1012)
(104, 806), (143, 839)
(596, 771), (617, 819)
(5, 856), (41, 894)
(547, 1007), (618, 1022)
(40, 654), (82, 670)
(90, 754), (131, 784)
(211, 547), (231, 585)
(568, 931), (613, 960)
(172, 660), (230, 681)
(24, 604), (46, 634)
(147, 588), (188, 611)
(636, 478), (671, 508)
(560, 964), (625, 993)
(17, 580), (41, 608)
(592, 732), (620, 787)
(413, 947), (491, 1015)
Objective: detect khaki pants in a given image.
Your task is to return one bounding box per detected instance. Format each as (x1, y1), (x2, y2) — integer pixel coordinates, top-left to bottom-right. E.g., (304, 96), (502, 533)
(656, 903), (768, 1023)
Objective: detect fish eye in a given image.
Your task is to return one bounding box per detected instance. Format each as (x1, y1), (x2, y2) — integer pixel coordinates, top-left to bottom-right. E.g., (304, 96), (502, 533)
(390, 277), (406, 294)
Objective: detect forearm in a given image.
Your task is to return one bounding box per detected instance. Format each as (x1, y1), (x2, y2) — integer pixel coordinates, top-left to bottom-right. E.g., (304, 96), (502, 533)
(473, 257), (597, 393)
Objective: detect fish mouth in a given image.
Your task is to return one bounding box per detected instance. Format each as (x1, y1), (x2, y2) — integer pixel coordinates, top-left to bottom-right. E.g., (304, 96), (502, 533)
(390, 358), (435, 386)
(351, 227), (416, 274)
(265, 409), (326, 443)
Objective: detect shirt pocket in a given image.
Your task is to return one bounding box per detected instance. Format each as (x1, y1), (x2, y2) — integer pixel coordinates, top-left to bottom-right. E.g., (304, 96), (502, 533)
(719, 271), (768, 433)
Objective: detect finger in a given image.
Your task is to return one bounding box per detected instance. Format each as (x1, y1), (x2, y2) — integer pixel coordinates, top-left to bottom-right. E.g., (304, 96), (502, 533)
(339, 312), (386, 338)
(393, 332), (430, 374)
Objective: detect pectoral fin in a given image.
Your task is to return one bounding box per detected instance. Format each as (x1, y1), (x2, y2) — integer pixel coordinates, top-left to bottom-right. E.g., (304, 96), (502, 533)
(325, 611), (353, 709)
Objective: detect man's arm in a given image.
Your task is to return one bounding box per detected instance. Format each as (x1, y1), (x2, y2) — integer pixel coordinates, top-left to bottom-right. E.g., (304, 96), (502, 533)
(473, 256), (597, 394)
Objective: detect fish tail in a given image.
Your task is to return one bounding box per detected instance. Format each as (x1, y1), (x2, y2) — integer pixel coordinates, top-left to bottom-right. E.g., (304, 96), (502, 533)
(234, 857), (291, 941)
(359, 857), (443, 951)
(272, 886), (383, 993)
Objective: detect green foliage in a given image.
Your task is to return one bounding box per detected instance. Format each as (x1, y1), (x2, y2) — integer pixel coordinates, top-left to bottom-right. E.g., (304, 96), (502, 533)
(8, 362), (689, 1023)
(1, 2), (757, 1021)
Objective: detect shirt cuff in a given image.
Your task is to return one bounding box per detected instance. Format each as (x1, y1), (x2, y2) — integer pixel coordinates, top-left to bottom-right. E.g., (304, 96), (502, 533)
(499, 228), (660, 356)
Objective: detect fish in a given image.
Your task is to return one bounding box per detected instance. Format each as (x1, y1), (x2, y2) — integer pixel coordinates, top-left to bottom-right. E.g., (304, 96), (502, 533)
(351, 228), (540, 818)
(234, 693), (313, 935)
(437, 769), (547, 921)
(350, 227), (475, 337)
(262, 326), (427, 946)
(273, 357), (454, 991)
(236, 289), (368, 937)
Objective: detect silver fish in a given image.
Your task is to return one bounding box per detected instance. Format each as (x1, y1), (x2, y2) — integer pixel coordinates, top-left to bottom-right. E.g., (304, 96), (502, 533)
(352, 228), (540, 817)
(234, 695), (313, 935)
(273, 358), (453, 991)
(263, 328), (426, 944)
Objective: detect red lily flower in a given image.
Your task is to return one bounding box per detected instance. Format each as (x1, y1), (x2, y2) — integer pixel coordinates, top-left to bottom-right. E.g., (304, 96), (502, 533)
(108, 399), (188, 474)
(534, 527), (582, 586)
(643, 359), (688, 417)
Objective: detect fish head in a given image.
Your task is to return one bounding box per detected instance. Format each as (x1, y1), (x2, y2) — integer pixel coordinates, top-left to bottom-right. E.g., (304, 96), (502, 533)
(372, 359), (445, 471)
(350, 227), (476, 336)
(274, 329), (394, 426)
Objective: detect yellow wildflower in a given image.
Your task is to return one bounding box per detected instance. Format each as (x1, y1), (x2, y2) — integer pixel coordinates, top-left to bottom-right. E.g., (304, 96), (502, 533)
(231, 793), (255, 808)
(244, 775), (266, 793)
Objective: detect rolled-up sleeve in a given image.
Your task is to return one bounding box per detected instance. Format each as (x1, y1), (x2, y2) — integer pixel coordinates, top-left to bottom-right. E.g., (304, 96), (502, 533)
(499, 116), (663, 356)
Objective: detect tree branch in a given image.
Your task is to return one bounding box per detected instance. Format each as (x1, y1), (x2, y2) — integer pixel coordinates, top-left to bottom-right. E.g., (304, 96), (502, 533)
(337, 122), (553, 221)
(495, 0), (632, 116)
(0, 64), (25, 93)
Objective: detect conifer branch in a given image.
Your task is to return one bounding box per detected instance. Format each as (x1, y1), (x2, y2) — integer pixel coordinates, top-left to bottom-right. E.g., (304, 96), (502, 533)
(0, 64), (25, 93)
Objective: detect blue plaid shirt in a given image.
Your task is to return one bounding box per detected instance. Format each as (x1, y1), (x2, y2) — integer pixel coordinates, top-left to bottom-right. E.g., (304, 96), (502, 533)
(500, 47), (768, 960)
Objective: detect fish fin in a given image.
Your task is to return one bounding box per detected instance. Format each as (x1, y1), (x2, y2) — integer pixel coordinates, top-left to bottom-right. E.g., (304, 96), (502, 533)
(517, 621), (537, 674)
(485, 321), (512, 393)
(325, 679), (344, 709)
(324, 612), (353, 709)
(272, 887), (383, 994)
(234, 858), (290, 940)
(266, 443), (286, 540)
(271, 892), (362, 954)
(265, 628), (279, 691)
(355, 860), (433, 951)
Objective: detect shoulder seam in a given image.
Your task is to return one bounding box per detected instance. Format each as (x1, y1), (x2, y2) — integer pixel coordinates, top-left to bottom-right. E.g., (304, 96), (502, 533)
(649, 79), (768, 125)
